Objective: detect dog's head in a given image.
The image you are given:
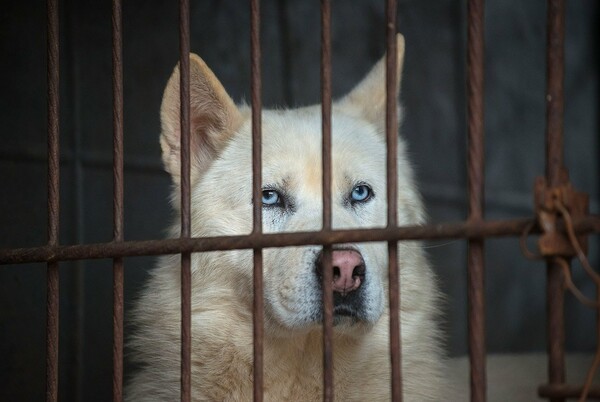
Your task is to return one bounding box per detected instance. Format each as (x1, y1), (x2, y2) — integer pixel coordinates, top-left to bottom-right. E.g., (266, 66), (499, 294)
(159, 35), (425, 336)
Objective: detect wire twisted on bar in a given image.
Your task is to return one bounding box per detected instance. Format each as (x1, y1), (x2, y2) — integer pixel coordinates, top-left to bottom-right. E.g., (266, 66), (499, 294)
(521, 198), (599, 401)
(552, 200), (599, 402)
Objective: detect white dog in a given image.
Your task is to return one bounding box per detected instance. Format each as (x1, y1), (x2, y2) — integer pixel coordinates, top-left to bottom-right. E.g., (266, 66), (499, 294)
(127, 34), (444, 401)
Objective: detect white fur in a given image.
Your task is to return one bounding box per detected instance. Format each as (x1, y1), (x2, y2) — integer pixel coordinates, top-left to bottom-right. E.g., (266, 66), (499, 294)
(127, 35), (445, 401)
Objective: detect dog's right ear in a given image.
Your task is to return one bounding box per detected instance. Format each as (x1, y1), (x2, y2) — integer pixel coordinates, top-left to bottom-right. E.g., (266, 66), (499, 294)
(336, 34), (405, 134)
(160, 54), (243, 184)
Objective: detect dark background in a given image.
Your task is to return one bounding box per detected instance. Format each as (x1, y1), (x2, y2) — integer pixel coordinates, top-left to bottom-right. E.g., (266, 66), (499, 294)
(1, 1), (598, 401)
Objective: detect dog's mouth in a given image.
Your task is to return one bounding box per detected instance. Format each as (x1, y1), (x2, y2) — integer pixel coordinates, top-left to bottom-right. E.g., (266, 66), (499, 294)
(333, 305), (359, 317)
(330, 291), (366, 322)
(331, 303), (365, 326)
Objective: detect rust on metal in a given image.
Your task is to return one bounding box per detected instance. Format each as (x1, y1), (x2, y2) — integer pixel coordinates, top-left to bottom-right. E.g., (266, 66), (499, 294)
(179, 0), (192, 400)
(545, 0), (566, 188)
(320, 0), (334, 400)
(251, 248), (264, 401)
(1, 216), (599, 266)
(112, 0), (125, 400)
(547, 259), (566, 402)
(385, 7), (398, 228)
(384, 0), (402, 401)
(466, 0), (486, 400)
(46, 0), (60, 400)
(250, 0), (264, 400)
(534, 177), (589, 257)
(533, 177), (599, 400)
(544, 1), (567, 400)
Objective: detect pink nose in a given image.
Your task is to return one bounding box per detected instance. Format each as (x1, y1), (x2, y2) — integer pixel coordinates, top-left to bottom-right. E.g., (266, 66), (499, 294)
(317, 249), (365, 295)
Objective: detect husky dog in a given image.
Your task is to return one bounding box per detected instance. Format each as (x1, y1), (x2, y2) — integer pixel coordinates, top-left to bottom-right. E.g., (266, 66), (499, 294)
(127, 34), (443, 401)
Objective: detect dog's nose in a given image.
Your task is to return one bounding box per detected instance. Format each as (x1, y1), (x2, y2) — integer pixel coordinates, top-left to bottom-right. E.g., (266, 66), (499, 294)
(316, 249), (365, 295)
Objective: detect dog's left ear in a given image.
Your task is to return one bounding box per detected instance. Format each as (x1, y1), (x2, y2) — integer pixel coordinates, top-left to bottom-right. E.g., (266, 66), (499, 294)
(336, 34), (405, 131)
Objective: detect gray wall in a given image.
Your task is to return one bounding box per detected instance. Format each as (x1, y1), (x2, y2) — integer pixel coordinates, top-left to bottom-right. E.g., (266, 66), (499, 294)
(0, 1), (598, 401)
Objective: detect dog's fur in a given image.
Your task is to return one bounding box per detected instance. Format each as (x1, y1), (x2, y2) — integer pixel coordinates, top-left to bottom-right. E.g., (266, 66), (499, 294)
(127, 35), (444, 401)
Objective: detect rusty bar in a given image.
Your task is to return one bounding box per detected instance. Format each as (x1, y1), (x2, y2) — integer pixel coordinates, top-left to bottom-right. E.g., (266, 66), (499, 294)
(384, 0), (401, 401)
(179, 0), (192, 400)
(2, 216), (600, 265)
(320, 0), (334, 400)
(46, 0), (60, 400)
(547, 261), (566, 402)
(545, 0), (566, 187)
(387, 239), (400, 401)
(538, 384), (600, 399)
(250, 0), (264, 400)
(545, 1), (567, 401)
(384, 0), (398, 239)
(112, 0), (124, 400)
(252, 248), (264, 400)
(466, 0), (487, 400)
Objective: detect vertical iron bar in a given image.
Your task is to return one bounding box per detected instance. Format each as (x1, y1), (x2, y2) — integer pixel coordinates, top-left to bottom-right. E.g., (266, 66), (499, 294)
(112, 0), (124, 400)
(320, 0), (334, 401)
(545, 1), (566, 401)
(467, 0), (486, 401)
(179, 0), (192, 401)
(545, 0), (565, 186)
(250, 0), (264, 400)
(46, 0), (60, 400)
(385, 1), (401, 401)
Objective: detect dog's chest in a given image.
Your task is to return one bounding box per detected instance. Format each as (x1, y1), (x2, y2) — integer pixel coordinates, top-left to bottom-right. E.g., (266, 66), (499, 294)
(193, 339), (390, 401)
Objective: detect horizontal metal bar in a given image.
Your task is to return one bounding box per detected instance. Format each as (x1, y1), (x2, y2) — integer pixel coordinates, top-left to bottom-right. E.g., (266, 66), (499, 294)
(538, 384), (600, 399)
(1, 216), (599, 265)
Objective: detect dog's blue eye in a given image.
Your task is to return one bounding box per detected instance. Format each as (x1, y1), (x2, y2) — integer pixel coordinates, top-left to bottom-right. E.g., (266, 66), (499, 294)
(350, 184), (372, 203)
(262, 189), (281, 206)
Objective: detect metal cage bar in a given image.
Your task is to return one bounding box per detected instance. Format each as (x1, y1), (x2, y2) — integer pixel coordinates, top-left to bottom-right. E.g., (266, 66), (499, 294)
(320, 0), (334, 401)
(466, 0), (487, 401)
(179, 0), (192, 400)
(384, 1), (402, 401)
(250, 0), (265, 400)
(46, 0), (60, 400)
(111, 0), (125, 400)
(1, 217), (598, 265)
(544, 1), (567, 401)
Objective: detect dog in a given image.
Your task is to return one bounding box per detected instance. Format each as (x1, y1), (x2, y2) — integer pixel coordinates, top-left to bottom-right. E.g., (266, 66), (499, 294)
(126, 34), (444, 401)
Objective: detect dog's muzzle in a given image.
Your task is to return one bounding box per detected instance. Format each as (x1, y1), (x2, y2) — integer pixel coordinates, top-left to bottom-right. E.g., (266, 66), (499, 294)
(315, 249), (367, 319)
